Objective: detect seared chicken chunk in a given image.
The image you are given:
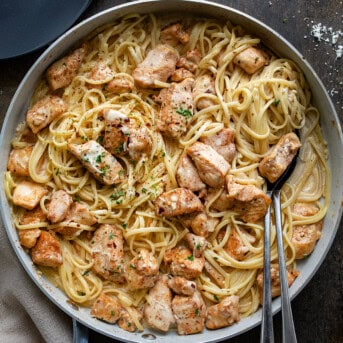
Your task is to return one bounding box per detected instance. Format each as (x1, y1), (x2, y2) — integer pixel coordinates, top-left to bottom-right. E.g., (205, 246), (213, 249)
(20, 206), (47, 225)
(192, 74), (216, 110)
(125, 249), (159, 291)
(88, 62), (114, 85)
(68, 140), (126, 185)
(184, 233), (208, 258)
(164, 246), (205, 279)
(155, 188), (203, 217)
(46, 44), (88, 90)
(118, 307), (143, 332)
(132, 44), (178, 88)
(233, 47), (269, 74)
(128, 127), (152, 160)
(157, 78), (194, 138)
(176, 155), (206, 192)
(200, 128), (236, 163)
(144, 275), (175, 332)
(259, 133), (301, 183)
(13, 181), (48, 210)
(226, 175), (271, 223)
(204, 261), (225, 287)
(26, 95), (67, 134)
(172, 290), (206, 335)
(176, 49), (201, 73)
(91, 292), (123, 323)
(160, 23), (189, 46)
(168, 276), (196, 296)
(7, 146), (33, 176)
(19, 229), (41, 248)
(106, 75), (134, 93)
(187, 142), (230, 188)
(31, 231), (63, 267)
(206, 295), (240, 329)
(91, 224), (125, 283)
(291, 202), (322, 259)
(47, 190), (73, 223)
(171, 68), (194, 82)
(182, 211), (210, 237)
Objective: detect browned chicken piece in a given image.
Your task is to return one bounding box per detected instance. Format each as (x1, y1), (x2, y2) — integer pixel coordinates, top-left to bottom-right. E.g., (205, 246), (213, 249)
(167, 276), (196, 296)
(176, 155), (206, 192)
(144, 275), (175, 332)
(19, 229), (41, 248)
(291, 202), (322, 259)
(20, 206), (47, 225)
(26, 95), (67, 134)
(184, 233), (208, 258)
(118, 307), (143, 332)
(164, 246), (205, 279)
(160, 23), (190, 46)
(206, 295), (240, 329)
(259, 133), (301, 183)
(204, 261), (225, 287)
(157, 78), (194, 138)
(7, 146), (33, 176)
(233, 47), (269, 74)
(106, 75), (134, 93)
(31, 231), (63, 267)
(155, 188), (203, 218)
(68, 140), (126, 185)
(182, 211), (210, 237)
(226, 175), (271, 223)
(102, 109), (130, 155)
(187, 142), (230, 188)
(125, 249), (159, 291)
(47, 190), (73, 223)
(127, 127), (152, 160)
(12, 181), (48, 210)
(132, 44), (178, 88)
(88, 62), (114, 84)
(172, 290), (206, 335)
(176, 49), (202, 73)
(192, 74), (216, 110)
(91, 224), (125, 283)
(171, 68), (194, 82)
(200, 128), (236, 163)
(91, 292), (123, 323)
(46, 44), (88, 90)
(257, 265), (299, 298)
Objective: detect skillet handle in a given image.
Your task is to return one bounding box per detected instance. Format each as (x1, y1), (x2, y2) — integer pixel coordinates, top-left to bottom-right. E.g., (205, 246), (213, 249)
(73, 318), (89, 343)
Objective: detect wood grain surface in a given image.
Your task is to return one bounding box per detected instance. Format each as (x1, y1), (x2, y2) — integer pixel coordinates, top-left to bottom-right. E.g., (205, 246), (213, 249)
(0, 1), (341, 342)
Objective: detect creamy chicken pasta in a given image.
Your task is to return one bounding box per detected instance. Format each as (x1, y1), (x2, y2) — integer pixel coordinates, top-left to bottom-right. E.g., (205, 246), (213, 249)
(5, 13), (329, 334)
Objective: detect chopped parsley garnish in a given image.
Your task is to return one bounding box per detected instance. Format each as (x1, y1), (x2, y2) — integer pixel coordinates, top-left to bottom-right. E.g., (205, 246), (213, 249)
(111, 311), (115, 316)
(213, 294), (219, 302)
(110, 190), (125, 201)
(129, 264), (136, 269)
(127, 322), (132, 327)
(77, 291), (85, 296)
(214, 256), (219, 261)
(74, 195), (81, 202)
(195, 309), (200, 317)
(118, 169), (125, 177)
(122, 223), (127, 229)
(186, 255), (194, 261)
(273, 99), (280, 107)
(109, 232), (114, 240)
(255, 57), (260, 63)
(161, 151), (166, 157)
(96, 135), (104, 144)
(83, 156), (90, 163)
(96, 155), (102, 163)
(176, 107), (193, 119)
(55, 169), (60, 176)
(141, 187), (148, 194)
(81, 136), (88, 141)
(196, 243), (202, 250)
(82, 270), (90, 276)
(114, 142), (125, 154)
(100, 165), (109, 177)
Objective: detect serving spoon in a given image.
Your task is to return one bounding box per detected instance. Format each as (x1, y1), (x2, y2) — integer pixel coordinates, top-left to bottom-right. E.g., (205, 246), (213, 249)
(260, 150), (299, 343)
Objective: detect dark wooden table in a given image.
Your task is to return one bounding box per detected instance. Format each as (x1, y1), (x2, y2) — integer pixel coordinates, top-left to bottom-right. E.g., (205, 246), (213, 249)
(0, 1), (342, 342)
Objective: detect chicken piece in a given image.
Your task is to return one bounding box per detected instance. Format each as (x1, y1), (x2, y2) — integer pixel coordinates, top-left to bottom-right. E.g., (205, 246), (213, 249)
(47, 190), (73, 223)
(19, 229), (41, 249)
(257, 265), (299, 298)
(171, 68), (194, 82)
(144, 275), (175, 332)
(259, 133), (301, 183)
(206, 188), (232, 211)
(46, 44), (88, 90)
(184, 233), (208, 258)
(68, 140), (126, 185)
(132, 44), (178, 88)
(182, 212), (210, 237)
(118, 307), (143, 332)
(176, 155), (206, 192)
(167, 276), (196, 296)
(200, 128), (236, 163)
(88, 62), (114, 85)
(160, 23), (190, 46)
(157, 78), (194, 138)
(233, 47), (269, 74)
(192, 74), (216, 110)
(204, 261), (225, 287)
(291, 203), (322, 259)
(26, 95), (67, 134)
(91, 224), (125, 283)
(106, 75), (134, 93)
(20, 206), (47, 225)
(102, 109), (130, 156)
(206, 295), (240, 329)
(7, 146), (33, 176)
(176, 49), (202, 73)
(91, 292), (123, 323)
(125, 249), (159, 291)
(164, 246), (205, 279)
(155, 188), (203, 218)
(172, 290), (206, 335)
(12, 181), (48, 210)
(127, 127), (152, 160)
(226, 175), (271, 223)
(31, 231), (63, 267)
(187, 142), (230, 188)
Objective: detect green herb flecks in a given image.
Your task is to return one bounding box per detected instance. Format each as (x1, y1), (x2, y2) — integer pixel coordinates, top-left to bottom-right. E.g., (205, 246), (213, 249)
(176, 107), (193, 119)
(186, 255), (194, 261)
(273, 99), (280, 107)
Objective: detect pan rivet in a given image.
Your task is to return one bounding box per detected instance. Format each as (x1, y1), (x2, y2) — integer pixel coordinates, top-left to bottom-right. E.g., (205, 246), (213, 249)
(142, 333), (156, 340)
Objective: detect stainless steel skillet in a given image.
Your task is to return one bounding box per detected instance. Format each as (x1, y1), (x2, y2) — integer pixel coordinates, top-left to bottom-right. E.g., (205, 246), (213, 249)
(0, 1), (342, 342)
